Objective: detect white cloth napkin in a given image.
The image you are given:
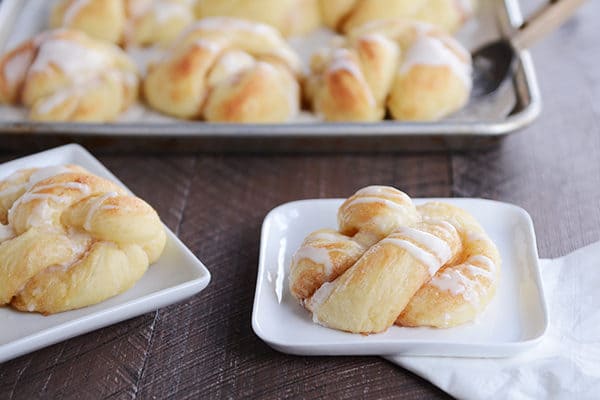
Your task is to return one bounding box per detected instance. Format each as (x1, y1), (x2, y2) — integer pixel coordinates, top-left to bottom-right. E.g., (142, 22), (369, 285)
(386, 241), (600, 400)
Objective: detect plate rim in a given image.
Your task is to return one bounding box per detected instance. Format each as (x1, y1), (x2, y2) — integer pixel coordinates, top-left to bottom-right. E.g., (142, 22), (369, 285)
(0, 143), (212, 363)
(252, 197), (549, 357)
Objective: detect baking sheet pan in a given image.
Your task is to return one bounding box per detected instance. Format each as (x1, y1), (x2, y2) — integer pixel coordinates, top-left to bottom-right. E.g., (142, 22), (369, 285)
(0, 0), (541, 152)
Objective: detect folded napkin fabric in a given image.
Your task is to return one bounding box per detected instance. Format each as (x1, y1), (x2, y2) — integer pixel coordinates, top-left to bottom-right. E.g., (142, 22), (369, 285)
(387, 241), (600, 400)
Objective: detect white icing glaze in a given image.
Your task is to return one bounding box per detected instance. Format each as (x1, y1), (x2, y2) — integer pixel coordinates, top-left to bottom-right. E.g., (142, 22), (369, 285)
(30, 39), (110, 81)
(355, 186), (411, 203)
(345, 197), (409, 214)
(395, 226), (452, 266)
(63, 0), (93, 25)
(400, 33), (472, 89)
(292, 245), (334, 277)
(329, 48), (364, 79)
(467, 231), (488, 242)
(3, 50), (31, 88)
(194, 17), (277, 37)
(36, 87), (78, 115)
(309, 281), (335, 323)
(84, 192), (118, 231)
(430, 267), (486, 306)
(0, 223), (14, 242)
(380, 237), (441, 276)
(424, 219), (458, 237)
(466, 254), (497, 274)
(5, 166), (83, 229)
(208, 50), (255, 86)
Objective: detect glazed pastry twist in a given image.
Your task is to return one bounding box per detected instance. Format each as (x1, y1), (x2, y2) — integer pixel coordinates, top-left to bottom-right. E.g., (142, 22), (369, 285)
(50, 0), (195, 47)
(143, 18), (302, 122)
(305, 19), (472, 122)
(0, 165), (166, 314)
(0, 29), (139, 122)
(289, 186), (500, 334)
(321, 0), (477, 33)
(194, 0), (322, 37)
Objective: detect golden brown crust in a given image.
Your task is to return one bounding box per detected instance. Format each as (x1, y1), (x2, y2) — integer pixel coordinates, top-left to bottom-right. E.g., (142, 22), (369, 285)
(0, 165), (166, 314)
(143, 18), (302, 122)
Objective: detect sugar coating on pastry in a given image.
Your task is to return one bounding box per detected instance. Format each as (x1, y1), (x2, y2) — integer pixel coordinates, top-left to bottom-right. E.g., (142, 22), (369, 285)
(0, 29), (139, 122)
(321, 0), (477, 33)
(0, 165), (166, 314)
(305, 19), (472, 122)
(194, 0), (322, 37)
(50, 0), (195, 47)
(143, 17), (302, 122)
(289, 186), (501, 334)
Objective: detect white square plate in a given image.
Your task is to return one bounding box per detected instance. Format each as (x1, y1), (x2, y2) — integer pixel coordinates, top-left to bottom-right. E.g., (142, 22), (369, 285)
(0, 144), (211, 363)
(252, 198), (548, 357)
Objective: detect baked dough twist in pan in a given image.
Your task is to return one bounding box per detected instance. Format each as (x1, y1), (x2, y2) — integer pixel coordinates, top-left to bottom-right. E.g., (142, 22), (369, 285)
(143, 18), (302, 122)
(50, 0), (195, 47)
(0, 29), (139, 122)
(305, 19), (472, 122)
(321, 0), (476, 33)
(0, 165), (166, 314)
(289, 186), (500, 334)
(194, 0), (322, 37)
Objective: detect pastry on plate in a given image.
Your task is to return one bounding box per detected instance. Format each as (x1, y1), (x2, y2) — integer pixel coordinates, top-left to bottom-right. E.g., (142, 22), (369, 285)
(321, 0), (476, 33)
(194, 0), (321, 37)
(289, 186), (500, 334)
(0, 165), (166, 314)
(143, 17), (302, 122)
(305, 19), (472, 122)
(50, 0), (195, 47)
(0, 29), (139, 122)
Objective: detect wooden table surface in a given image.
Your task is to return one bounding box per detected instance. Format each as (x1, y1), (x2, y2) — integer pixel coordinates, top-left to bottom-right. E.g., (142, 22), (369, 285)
(1, 1), (599, 399)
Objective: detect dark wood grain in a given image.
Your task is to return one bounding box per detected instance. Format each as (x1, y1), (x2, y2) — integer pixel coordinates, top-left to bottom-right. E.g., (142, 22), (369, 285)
(1, 0), (599, 399)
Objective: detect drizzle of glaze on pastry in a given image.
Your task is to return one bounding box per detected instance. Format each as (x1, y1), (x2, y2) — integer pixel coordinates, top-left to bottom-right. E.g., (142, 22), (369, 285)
(308, 281), (336, 323)
(292, 245), (334, 277)
(84, 192), (119, 231)
(400, 33), (472, 88)
(394, 226), (452, 266)
(380, 237), (443, 275)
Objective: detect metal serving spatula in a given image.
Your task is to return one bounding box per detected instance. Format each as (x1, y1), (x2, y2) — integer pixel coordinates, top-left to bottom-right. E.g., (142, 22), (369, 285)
(472, 0), (587, 98)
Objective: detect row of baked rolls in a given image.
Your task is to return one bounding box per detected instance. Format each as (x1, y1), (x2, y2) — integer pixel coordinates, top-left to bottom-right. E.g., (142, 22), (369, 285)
(289, 186), (500, 334)
(51, 0), (195, 47)
(51, 0), (477, 43)
(0, 29), (138, 122)
(321, 0), (476, 34)
(143, 18), (302, 122)
(305, 19), (472, 122)
(0, 165), (166, 314)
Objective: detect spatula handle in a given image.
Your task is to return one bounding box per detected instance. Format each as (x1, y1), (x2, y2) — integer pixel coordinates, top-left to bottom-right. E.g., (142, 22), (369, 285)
(512, 0), (587, 50)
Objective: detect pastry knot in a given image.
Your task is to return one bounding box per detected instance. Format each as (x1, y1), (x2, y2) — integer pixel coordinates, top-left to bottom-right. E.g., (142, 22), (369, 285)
(305, 19), (472, 121)
(143, 17), (302, 122)
(0, 165), (166, 314)
(0, 29), (138, 121)
(289, 186), (500, 333)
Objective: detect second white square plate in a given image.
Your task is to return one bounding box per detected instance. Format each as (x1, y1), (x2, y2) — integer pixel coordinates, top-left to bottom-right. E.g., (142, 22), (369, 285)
(0, 144), (211, 363)
(252, 198), (548, 357)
